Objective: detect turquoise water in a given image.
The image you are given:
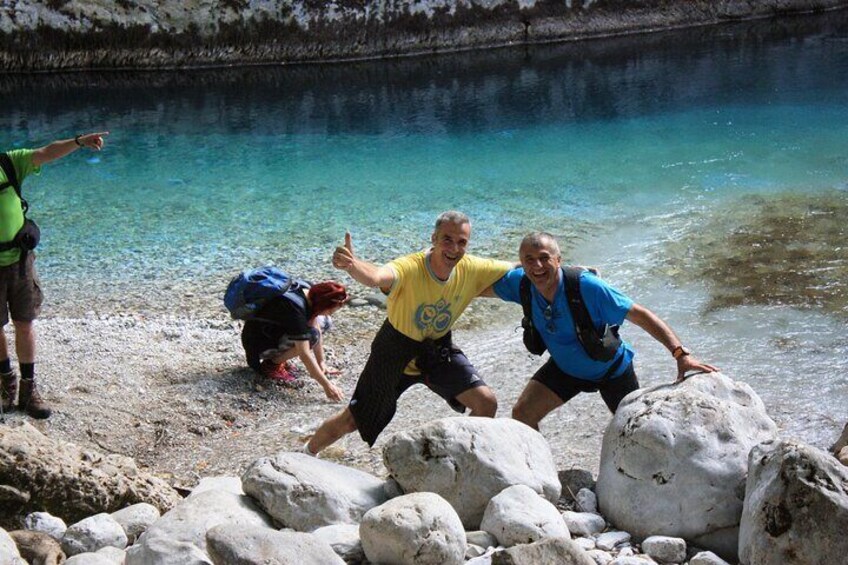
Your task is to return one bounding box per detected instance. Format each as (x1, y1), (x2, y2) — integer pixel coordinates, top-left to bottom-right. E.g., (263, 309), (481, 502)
(1, 13), (847, 445)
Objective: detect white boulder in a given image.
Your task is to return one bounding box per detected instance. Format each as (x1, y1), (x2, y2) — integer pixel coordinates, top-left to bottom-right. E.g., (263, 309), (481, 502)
(360, 492), (466, 565)
(23, 512), (67, 540)
(383, 417), (560, 529)
(0, 528), (24, 564)
(205, 523), (344, 564)
(641, 535), (686, 563)
(188, 476), (244, 498)
(312, 523), (364, 563)
(111, 502), (160, 543)
(125, 489), (272, 564)
(596, 372), (777, 561)
(739, 439), (848, 564)
(61, 513), (128, 556)
(689, 550), (732, 564)
(489, 537), (594, 564)
(481, 484), (569, 547)
(595, 530), (630, 551)
(563, 511), (606, 537)
(241, 451), (387, 531)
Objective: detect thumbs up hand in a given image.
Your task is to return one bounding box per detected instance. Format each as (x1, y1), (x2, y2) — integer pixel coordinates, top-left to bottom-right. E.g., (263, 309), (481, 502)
(333, 231), (356, 271)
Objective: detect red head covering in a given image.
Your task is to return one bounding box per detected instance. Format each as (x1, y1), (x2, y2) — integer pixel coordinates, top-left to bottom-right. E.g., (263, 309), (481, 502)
(307, 281), (348, 319)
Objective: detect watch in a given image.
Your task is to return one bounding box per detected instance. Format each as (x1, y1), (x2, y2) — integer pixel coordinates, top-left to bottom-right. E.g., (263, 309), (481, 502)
(672, 345), (690, 360)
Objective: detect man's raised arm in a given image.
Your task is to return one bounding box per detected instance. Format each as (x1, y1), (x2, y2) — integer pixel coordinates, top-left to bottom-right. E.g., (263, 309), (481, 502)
(333, 232), (395, 289)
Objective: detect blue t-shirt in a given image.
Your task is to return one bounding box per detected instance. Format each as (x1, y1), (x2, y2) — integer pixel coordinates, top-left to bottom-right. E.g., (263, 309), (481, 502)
(494, 267), (635, 381)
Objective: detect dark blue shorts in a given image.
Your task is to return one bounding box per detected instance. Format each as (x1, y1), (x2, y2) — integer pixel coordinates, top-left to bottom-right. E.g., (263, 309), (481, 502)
(532, 358), (639, 413)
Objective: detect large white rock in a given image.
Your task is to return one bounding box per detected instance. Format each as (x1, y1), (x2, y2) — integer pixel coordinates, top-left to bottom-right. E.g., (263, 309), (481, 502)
(23, 512), (67, 541)
(489, 537), (594, 564)
(111, 502), (160, 543)
(562, 511), (606, 537)
(205, 523), (344, 564)
(481, 484), (569, 547)
(125, 489), (272, 564)
(66, 546), (126, 564)
(360, 492), (466, 565)
(61, 513), (128, 556)
(0, 528), (24, 564)
(241, 451), (387, 531)
(641, 535), (686, 563)
(738, 439), (848, 564)
(383, 417), (560, 529)
(596, 372), (777, 561)
(312, 523), (364, 563)
(689, 550), (731, 565)
(188, 476), (244, 498)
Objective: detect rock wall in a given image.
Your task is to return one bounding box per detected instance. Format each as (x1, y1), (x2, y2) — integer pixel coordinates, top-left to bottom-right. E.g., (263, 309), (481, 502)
(0, 0), (846, 71)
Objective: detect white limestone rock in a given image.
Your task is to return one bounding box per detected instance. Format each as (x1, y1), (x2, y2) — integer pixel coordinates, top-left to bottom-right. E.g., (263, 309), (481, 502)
(312, 523), (364, 563)
(576, 488), (598, 513)
(641, 535), (686, 563)
(66, 545), (126, 564)
(596, 372), (777, 561)
(205, 523), (344, 564)
(574, 536), (596, 550)
(241, 451), (387, 531)
(586, 549), (614, 565)
(61, 513), (128, 556)
(689, 550), (731, 564)
(488, 537), (594, 564)
(466, 530), (499, 549)
(481, 485), (569, 547)
(111, 502), (160, 543)
(739, 439), (848, 565)
(360, 492), (466, 565)
(0, 528), (24, 563)
(563, 511), (606, 537)
(609, 557), (653, 565)
(595, 530), (630, 551)
(188, 476), (244, 497)
(125, 489), (273, 564)
(23, 511), (67, 540)
(383, 417), (560, 529)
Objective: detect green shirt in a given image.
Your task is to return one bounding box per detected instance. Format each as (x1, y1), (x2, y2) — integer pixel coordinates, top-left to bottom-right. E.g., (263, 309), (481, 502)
(0, 149), (40, 266)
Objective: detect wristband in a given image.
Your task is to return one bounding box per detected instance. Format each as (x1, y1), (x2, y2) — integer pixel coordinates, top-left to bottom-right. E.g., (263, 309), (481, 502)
(74, 135), (83, 147)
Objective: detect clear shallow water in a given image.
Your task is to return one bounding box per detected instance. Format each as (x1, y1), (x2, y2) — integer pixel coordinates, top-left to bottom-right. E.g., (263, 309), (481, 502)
(1, 13), (847, 447)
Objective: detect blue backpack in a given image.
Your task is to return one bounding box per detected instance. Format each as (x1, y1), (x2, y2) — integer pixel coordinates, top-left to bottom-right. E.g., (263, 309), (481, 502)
(224, 266), (308, 321)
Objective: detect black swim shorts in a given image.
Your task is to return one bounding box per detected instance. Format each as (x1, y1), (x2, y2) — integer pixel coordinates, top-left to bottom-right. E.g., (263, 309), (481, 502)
(532, 357), (639, 414)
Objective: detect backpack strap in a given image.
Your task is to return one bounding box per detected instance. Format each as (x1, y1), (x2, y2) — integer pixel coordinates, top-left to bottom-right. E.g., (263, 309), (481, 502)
(563, 266), (622, 363)
(0, 152), (28, 214)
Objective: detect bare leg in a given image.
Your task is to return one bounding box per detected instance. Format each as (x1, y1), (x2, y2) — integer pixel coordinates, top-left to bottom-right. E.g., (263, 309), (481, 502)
(511, 380), (564, 430)
(455, 385), (498, 417)
(13, 321), (35, 363)
(0, 326), (8, 362)
(306, 407), (357, 454)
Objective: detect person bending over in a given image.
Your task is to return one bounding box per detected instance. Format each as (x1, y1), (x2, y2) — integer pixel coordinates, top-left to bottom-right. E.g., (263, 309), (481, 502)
(242, 281), (347, 402)
(487, 231), (718, 430)
(305, 211), (512, 455)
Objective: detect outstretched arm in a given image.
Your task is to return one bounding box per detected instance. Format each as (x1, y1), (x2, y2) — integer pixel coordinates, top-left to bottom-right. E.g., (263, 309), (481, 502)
(293, 340), (344, 402)
(625, 303), (719, 382)
(333, 231), (395, 290)
(31, 132), (109, 167)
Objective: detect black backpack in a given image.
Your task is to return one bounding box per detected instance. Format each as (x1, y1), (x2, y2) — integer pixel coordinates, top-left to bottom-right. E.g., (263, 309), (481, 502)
(519, 266), (622, 362)
(0, 152), (40, 275)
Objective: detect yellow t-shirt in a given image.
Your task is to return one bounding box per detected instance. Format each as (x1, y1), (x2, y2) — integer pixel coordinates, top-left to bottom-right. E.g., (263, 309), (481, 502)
(386, 250), (512, 342)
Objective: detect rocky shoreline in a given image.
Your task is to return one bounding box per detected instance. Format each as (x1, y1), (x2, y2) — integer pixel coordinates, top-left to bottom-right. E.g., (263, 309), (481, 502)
(0, 0), (847, 71)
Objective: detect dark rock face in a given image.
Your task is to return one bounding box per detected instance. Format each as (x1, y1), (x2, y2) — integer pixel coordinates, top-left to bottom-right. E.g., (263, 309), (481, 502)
(0, 421), (182, 530)
(0, 0), (846, 70)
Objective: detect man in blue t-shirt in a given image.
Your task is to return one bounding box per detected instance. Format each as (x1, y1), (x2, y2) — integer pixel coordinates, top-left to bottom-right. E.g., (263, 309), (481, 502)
(490, 232), (718, 430)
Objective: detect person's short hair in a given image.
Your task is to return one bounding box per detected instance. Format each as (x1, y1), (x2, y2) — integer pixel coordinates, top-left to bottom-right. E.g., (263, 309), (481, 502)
(519, 232), (561, 258)
(434, 210), (470, 232)
(308, 282), (348, 318)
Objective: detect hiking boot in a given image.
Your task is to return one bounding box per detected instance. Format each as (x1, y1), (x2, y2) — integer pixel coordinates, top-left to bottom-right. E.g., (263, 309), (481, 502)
(1, 371), (17, 412)
(18, 379), (52, 419)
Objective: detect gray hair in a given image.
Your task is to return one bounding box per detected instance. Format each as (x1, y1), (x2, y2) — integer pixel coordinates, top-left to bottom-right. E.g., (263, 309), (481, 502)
(434, 210), (471, 231)
(519, 232), (561, 258)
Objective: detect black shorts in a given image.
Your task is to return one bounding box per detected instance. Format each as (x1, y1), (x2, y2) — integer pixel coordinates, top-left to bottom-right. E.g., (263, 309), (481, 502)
(532, 358), (639, 414)
(242, 324), (319, 371)
(349, 326), (487, 446)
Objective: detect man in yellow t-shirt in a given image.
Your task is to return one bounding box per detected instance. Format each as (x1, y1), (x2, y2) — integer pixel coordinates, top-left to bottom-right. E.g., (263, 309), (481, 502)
(305, 211), (511, 454)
